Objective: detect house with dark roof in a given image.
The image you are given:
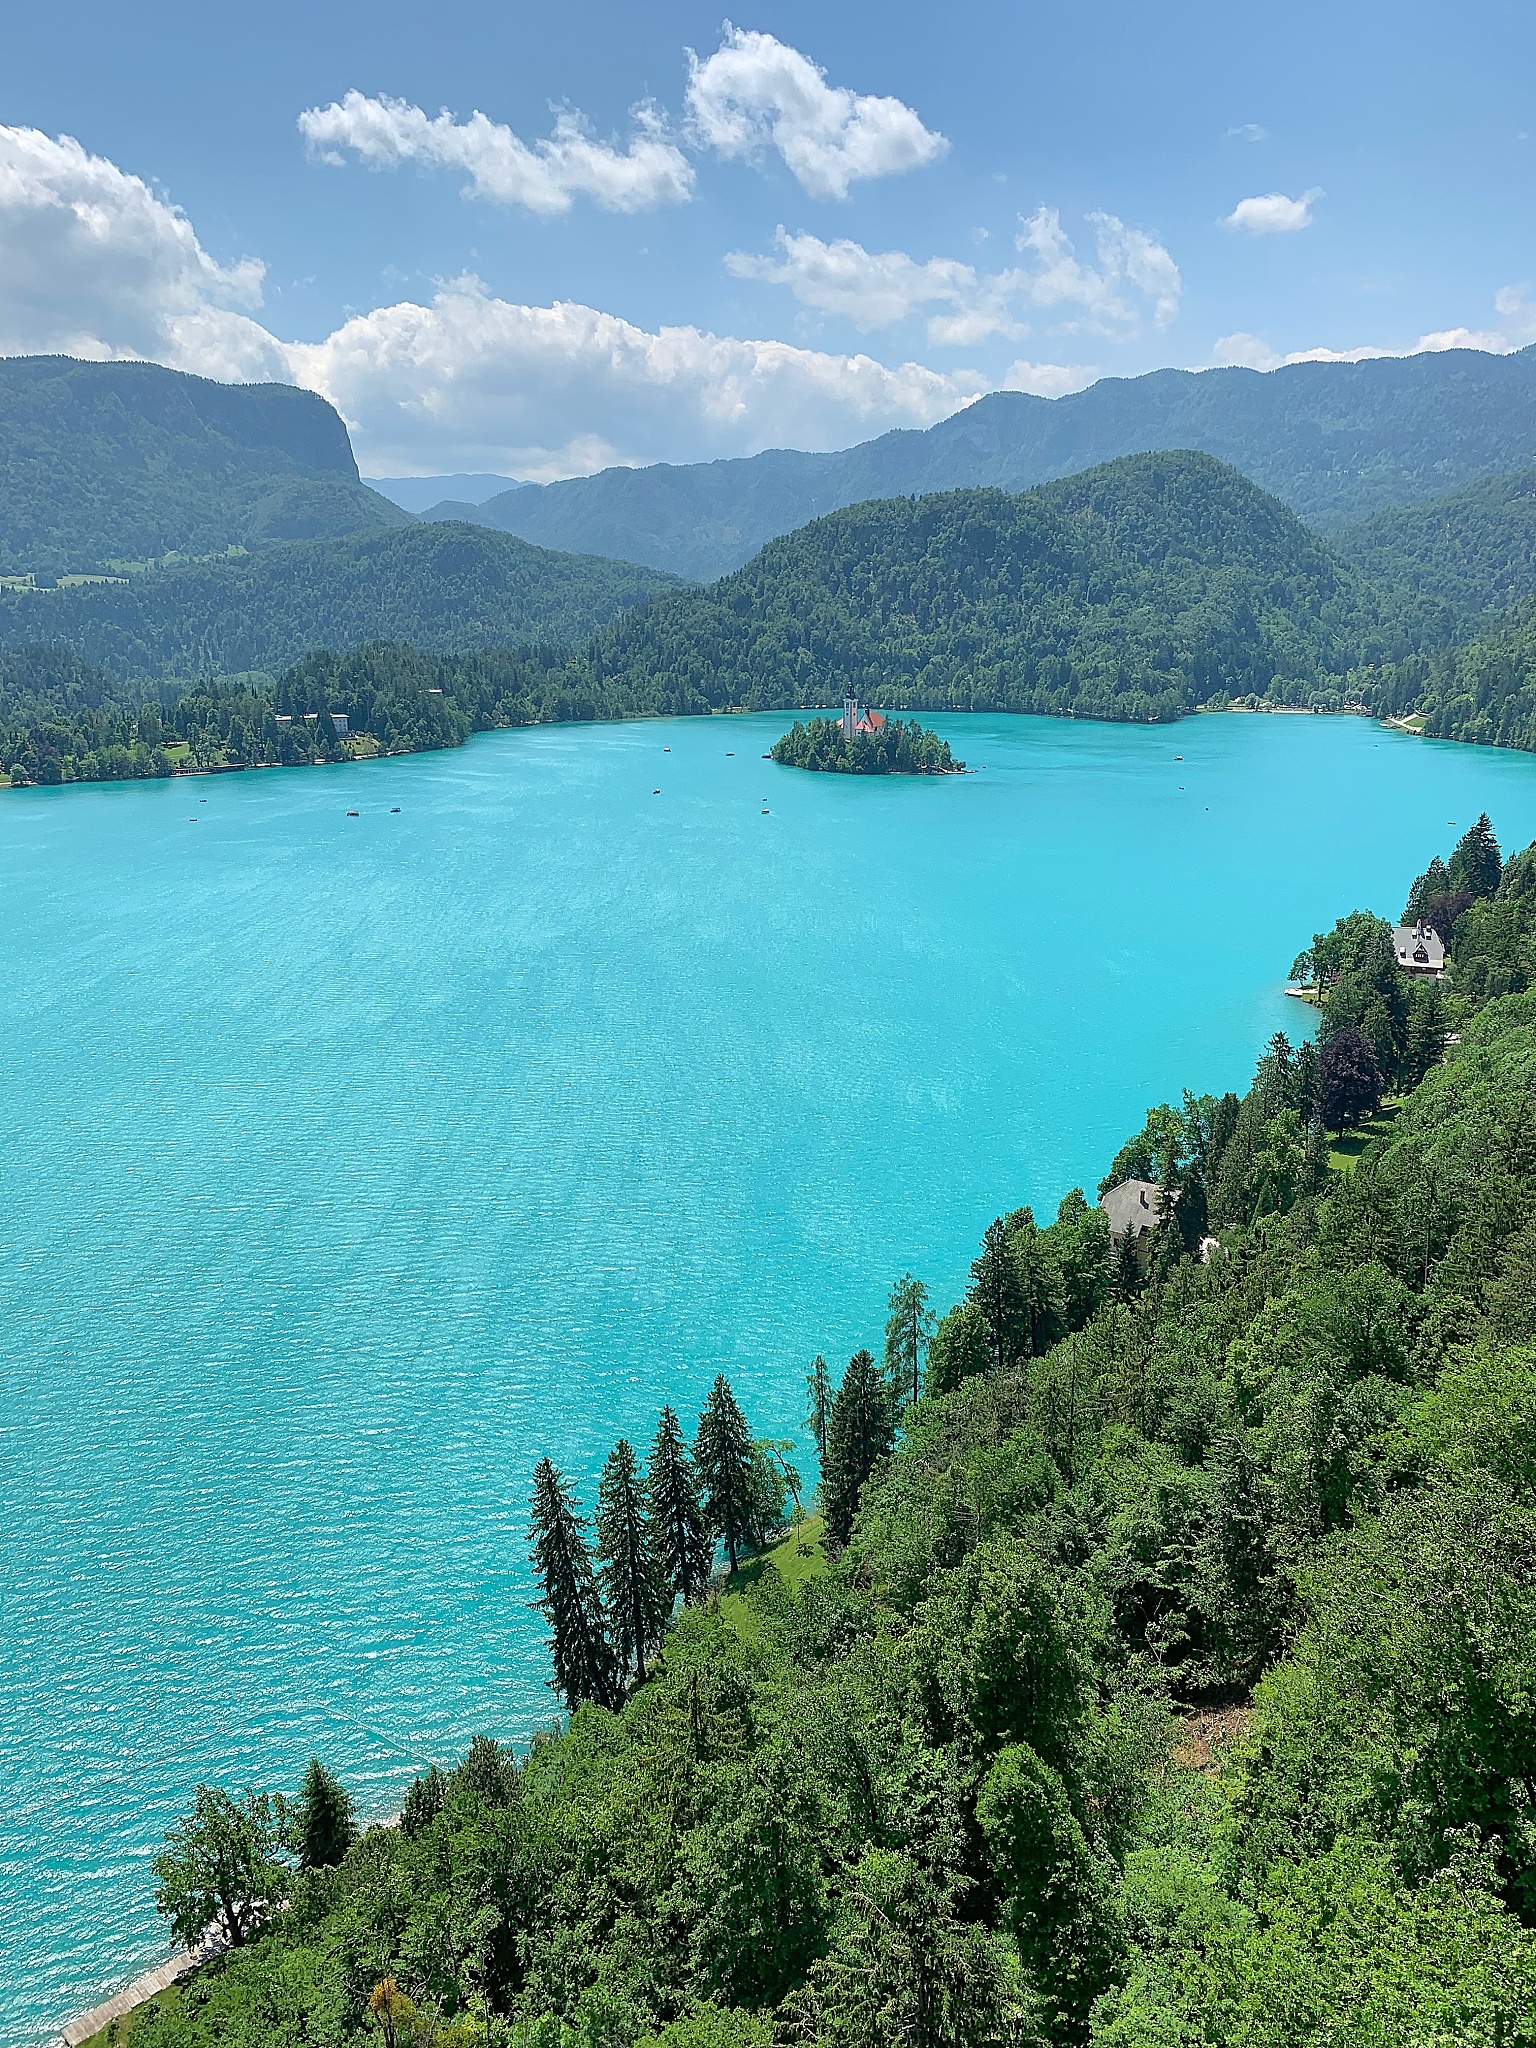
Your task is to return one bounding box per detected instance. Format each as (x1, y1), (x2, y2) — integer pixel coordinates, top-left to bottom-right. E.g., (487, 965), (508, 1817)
(1392, 922), (1446, 976)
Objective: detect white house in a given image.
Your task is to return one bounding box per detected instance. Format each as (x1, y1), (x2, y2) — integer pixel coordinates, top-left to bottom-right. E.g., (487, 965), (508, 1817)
(1392, 922), (1446, 976)
(1100, 1178), (1178, 1241)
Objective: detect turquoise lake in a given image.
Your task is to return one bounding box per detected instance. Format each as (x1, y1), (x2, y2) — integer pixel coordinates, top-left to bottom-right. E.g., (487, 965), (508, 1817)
(7, 707), (1536, 2041)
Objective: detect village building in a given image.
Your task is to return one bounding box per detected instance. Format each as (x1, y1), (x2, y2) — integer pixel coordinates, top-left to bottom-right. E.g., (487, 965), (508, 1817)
(1392, 922), (1446, 976)
(1100, 1178), (1179, 1241)
(842, 695), (887, 740)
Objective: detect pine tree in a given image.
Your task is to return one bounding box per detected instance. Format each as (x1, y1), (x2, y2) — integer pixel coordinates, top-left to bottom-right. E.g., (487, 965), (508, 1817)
(597, 1438), (667, 1689)
(695, 1374), (758, 1572)
(1447, 812), (1502, 900)
(291, 1758), (356, 1870)
(968, 1216), (1030, 1373)
(528, 1457), (616, 1712)
(805, 1354), (832, 1462)
(884, 1273), (935, 1408)
(646, 1405), (713, 1610)
(1113, 1223), (1143, 1303)
(822, 1348), (895, 1547)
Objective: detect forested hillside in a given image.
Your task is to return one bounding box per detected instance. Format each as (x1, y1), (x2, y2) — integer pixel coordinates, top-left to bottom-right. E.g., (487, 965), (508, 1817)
(568, 452), (1430, 724)
(126, 819), (1536, 2047)
(1336, 461), (1536, 618)
(450, 345), (1536, 578)
(1363, 594), (1536, 748)
(0, 525), (677, 684)
(0, 357), (409, 575)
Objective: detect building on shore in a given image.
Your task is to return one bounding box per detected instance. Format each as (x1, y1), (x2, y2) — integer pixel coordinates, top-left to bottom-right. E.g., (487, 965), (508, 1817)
(1392, 922), (1446, 976)
(1100, 1178), (1179, 1243)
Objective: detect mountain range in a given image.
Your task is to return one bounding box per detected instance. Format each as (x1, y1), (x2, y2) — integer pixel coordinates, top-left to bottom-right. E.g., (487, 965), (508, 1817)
(426, 346), (1536, 580)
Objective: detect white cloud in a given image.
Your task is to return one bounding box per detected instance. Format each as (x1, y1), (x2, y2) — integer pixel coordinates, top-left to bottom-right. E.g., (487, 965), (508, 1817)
(1014, 207), (1181, 335)
(1225, 123), (1269, 143)
(1212, 301), (1525, 371)
(1001, 359), (1097, 398)
(685, 25), (947, 200)
(0, 123), (287, 379)
(287, 276), (987, 477)
(726, 227), (1026, 343)
(297, 90), (694, 215)
(1222, 188), (1322, 234)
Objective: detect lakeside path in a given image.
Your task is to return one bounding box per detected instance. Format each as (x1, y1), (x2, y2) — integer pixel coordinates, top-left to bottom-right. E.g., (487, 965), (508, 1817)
(55, 1937), (222, 2048)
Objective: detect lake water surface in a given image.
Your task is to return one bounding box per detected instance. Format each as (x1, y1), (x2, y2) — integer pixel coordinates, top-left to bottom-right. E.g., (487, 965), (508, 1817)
(7, 709), (1536, 2042)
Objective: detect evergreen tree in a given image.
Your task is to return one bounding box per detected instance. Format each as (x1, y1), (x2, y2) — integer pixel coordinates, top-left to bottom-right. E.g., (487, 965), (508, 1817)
(290, 1758), (356, 1871)
(1405, 854), (1449, 924)
(1113, 1223), (1144, 1303)
(695, 1374), (758, 1572)
(1447, 812), (1502, 900)
(821, 1347), (896, 1547)
(1317, 1025), (1384, 1136)
(646, 1405), (713, 1609)
(804, 1354), (832, 1463)
(968, 1216), (1030, 1373)
(597, 1438), (666, 1689)
(1010, 1209), (1065, 1359)
(924, 1301), (991, 1397)
(884, 1273), (935, 1408)
(528, 1457), (616, 1712)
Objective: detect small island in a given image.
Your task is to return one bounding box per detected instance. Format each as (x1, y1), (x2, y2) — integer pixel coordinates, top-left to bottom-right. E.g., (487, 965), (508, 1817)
(771, 696), (964, 775)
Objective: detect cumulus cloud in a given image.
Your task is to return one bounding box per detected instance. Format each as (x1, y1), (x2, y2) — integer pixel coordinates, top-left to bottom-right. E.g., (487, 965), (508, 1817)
(1211, 299), (1528, 371)
(1222, 188), (1322, 234)
(297, 90), (693, 215)
(288, 276), (986, 476)
(685, 25), (947, 200)
(0, 123), (288, 379)
(1014, 207), (1181, 335)
(726, 227), (1027, 343)
(1225, 123), (1269, 143)
(1001, 359), (1097, 398)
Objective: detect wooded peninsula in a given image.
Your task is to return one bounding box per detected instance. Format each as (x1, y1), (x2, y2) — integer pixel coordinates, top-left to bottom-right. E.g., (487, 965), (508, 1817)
(123, 810), (1536, 2048)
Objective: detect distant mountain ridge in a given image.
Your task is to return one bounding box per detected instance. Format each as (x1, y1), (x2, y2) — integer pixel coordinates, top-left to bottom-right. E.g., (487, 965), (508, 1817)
(564, 450), (1431, 725)
(1334, 463), (1536, 620)
(445, 347), (1536, 580)
(369, 474), (530, 513)
(0, 523), (679, 680)
(0, 356), (409, 577)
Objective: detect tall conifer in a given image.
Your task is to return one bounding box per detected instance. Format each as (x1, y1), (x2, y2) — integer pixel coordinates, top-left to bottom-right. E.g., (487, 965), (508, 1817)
(694, 1374), (757, 1572)
(596, 1438), (666, 1688)
(821, 1347), (895, 1547)
(969, 1216), (1030, 1373)
(528, 1457), (616, 1712)
(805, 1355), (832, 1462)
(646, 1404), (713, 1608)
(884, 1274), (935, 1409)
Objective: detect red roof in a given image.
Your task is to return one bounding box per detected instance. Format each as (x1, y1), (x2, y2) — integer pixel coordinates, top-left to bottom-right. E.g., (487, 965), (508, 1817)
(856, 708), (885, 733)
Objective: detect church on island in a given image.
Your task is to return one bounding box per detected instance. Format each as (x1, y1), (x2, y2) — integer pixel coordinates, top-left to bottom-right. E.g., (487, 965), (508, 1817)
(842, 695), (886, 740)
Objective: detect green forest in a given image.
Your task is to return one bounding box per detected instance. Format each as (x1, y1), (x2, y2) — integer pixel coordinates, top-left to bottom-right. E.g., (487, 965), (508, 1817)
(0, 525), (677, 684)
(0, 356), (407, 577)
(770, 717), (961, 774)
(116, 815), (1536, 2048)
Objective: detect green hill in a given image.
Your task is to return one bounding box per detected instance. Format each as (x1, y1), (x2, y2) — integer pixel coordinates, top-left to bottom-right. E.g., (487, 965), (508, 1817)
(455, 346), (1536, 579)
(1335, 462), (1536, 619)
(571, 450), (1429, 724)
(0, 523), (681, 681)
(1367, 596), (1536, 749)
(0, 356), (409, 576)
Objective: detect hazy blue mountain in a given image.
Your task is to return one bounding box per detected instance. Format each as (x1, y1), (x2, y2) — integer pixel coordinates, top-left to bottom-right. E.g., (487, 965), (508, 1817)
(0, 356), (411, 578)
(1335, 462), (1536, 619)
(452, 347), (1536, 580)
(0, 522), (679, 680)
(572, 451), (1430, 724)
(367, 474), (529, 513)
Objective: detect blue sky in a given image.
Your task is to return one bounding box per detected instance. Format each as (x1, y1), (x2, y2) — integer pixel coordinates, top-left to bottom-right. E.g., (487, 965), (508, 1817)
(3, 0), (1532, 476)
